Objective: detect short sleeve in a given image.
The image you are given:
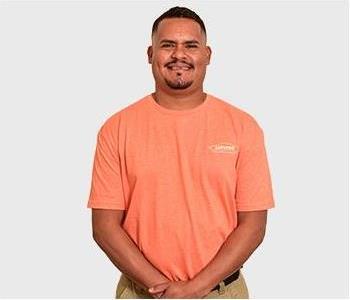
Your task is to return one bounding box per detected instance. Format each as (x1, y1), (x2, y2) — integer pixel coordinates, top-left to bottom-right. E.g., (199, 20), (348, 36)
(87, 122), (126, 210)
(235, 119), (275, 211)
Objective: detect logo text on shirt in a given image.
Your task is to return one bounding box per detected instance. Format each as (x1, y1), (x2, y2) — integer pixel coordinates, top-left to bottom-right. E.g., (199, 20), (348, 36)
(208, 143), (238, 154)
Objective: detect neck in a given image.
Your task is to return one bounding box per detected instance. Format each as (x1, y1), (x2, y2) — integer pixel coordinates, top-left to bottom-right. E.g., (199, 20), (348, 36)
(152, 88), (206, 111)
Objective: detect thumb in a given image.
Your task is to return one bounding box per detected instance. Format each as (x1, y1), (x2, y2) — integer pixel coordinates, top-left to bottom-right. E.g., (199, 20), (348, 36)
(148, 283), (169, 293)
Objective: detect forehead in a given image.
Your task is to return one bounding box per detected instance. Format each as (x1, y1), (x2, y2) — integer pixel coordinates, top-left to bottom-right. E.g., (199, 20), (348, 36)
(153, 18), (205, 43)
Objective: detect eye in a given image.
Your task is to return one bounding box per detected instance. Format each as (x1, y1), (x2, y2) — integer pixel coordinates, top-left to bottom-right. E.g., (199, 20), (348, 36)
(161, 43), (174, 48)
(186, 44), (198, 48)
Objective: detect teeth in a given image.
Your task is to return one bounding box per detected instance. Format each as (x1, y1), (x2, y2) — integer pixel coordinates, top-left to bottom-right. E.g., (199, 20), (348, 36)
(169, 66), (190, 70)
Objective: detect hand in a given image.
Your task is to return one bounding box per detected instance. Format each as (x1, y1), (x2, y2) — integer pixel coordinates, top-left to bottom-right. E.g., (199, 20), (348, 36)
(148, 280), (207, 299)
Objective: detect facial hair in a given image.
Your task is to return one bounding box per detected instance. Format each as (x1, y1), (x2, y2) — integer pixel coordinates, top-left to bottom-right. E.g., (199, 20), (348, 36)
(164, 59), (194, 89)
(165, 73), (193, 89)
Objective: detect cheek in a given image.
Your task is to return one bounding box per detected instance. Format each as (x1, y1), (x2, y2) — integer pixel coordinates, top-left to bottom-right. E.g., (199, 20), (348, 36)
(195, 56), (209, 67)
(193, 59), (208, 75)
(154, 52), (170, 65)
(154, 58), (169, 73)
(191, 53), (208, 68)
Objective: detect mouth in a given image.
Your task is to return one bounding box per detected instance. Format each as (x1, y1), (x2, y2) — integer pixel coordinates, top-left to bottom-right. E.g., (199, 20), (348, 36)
(166, 63), (193, 71)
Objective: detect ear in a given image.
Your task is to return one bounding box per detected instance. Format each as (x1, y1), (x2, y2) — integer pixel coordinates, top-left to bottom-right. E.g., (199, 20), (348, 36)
(206, 46), (212, 65)
(147, 46), (153, 64)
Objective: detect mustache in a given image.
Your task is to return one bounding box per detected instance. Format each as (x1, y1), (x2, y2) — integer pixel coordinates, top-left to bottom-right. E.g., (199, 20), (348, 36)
(165, 60), (194, 68)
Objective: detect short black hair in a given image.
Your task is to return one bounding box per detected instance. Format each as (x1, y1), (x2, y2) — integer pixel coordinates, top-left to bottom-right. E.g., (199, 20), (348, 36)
(152, 6), (206, 37)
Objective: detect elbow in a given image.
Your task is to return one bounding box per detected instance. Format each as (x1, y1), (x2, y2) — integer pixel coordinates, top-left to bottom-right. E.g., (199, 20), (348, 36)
(92, 224), (122, 245)
(245, 224), (266, 247)
(92, 232), (100, 245)
(92, 227), (105, 245)
(255, 226), (266, 246)
(258, 228), (266, 245)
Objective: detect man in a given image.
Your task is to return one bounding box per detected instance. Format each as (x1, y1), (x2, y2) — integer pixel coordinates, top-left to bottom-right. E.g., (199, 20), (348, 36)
(87, 6), (275, 299)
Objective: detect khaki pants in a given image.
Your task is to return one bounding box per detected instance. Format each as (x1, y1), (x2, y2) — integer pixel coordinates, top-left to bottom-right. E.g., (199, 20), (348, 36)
(115, 271), (249, 299)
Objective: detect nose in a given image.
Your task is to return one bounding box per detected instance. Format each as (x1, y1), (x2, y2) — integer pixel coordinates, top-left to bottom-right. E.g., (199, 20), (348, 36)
(171, 45), (187, 60)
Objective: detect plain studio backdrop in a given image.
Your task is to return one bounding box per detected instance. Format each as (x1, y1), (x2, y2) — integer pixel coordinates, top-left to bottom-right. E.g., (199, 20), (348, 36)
(0, 0), (348, 298)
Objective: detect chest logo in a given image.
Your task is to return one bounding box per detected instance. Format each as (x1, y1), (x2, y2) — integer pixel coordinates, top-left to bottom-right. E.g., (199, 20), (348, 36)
(208, 142), (238, 154)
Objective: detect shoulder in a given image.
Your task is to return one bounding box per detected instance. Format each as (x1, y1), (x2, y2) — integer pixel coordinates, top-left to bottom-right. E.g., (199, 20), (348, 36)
(98, 94), (149, 135)
(208, 93), (262, 131)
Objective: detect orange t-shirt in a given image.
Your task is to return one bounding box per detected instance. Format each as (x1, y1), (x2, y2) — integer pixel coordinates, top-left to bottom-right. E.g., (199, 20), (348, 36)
(87, 93), (275, 281)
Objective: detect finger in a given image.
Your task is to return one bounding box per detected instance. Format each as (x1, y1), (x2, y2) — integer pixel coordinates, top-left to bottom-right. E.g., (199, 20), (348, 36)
(149, 285), (168, 294)
(152, 291), (164, 299)
(149, 288), (166, 294)
(155, 292), (163, 299)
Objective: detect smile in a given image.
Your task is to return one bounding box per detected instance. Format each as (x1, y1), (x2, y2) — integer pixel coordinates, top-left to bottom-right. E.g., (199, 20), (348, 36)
(167, 65), (192, 71)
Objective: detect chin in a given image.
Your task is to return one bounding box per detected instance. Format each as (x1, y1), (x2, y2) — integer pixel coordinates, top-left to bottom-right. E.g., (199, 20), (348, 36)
(165, 80), (193, 90)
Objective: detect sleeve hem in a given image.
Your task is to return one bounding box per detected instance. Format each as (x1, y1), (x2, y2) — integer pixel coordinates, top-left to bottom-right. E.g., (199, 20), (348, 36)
(236, 202), (275, 211)
(87, 199), (126, 210)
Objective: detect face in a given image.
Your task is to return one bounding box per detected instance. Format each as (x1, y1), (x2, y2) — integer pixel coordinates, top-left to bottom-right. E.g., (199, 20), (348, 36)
(147, 18), (212, 92)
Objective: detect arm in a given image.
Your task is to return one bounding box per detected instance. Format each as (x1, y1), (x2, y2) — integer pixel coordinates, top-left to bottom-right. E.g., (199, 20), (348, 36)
(189, 210), (268, 297)
(91, 208), (170, 291)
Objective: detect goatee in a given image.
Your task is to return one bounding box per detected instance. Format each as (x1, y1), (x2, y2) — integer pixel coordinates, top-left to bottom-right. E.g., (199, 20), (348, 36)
(165, 78), (193, 90)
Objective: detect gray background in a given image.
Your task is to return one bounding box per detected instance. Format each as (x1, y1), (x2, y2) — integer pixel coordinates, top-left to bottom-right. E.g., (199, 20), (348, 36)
(0, 0), (348, 298)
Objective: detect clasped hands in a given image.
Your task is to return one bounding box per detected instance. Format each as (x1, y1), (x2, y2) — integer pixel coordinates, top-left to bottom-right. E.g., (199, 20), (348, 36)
(148, 279), (209, 299)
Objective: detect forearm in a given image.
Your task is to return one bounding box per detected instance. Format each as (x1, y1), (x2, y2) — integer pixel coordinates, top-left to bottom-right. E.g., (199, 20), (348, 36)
(93, 226), (169, 290)
(190, 223), (265, 296)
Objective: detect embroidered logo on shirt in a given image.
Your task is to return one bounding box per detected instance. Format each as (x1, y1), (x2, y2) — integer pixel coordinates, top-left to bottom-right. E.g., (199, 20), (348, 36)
(208, 142), (238, 154)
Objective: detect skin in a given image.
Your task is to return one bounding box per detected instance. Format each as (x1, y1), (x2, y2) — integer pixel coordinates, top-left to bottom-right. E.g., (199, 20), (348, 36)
(147, 18), (212, 110)
(92, 17), (269, 300)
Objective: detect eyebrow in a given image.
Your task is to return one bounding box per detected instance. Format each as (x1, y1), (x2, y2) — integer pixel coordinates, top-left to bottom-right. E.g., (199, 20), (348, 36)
(159, 39), (200, 45)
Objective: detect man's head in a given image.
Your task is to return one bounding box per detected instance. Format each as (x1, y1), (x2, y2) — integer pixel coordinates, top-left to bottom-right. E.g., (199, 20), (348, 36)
(147, 6), (212, 93)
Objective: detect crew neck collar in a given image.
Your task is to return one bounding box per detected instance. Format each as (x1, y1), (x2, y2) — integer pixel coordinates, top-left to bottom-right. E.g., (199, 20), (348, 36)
(147, 93), (211, 116)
